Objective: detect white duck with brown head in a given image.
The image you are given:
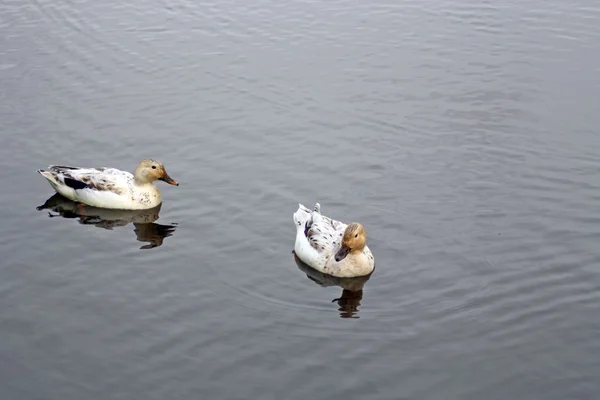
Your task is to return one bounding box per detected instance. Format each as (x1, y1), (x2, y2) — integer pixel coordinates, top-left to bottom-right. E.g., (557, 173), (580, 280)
(293, 203), (375, 278)
(37, 159), (179, 210)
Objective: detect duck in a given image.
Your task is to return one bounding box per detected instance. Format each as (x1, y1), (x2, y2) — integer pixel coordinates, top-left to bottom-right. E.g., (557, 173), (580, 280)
(37, 159), (179, 210)
(293, 203), (374, 278)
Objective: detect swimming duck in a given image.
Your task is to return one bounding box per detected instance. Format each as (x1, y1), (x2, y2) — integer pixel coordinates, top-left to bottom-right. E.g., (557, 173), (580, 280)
(37, 159), (179, 210)
(293, 203), (374, 278)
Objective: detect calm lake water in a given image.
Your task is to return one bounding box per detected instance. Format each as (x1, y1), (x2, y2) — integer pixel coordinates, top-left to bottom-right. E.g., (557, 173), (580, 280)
(2, 0), (600, 399)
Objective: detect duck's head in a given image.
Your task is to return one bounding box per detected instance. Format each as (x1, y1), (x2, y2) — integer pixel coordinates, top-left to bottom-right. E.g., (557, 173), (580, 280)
(335, 222), (367, 262)
(134, 159), (179, 186)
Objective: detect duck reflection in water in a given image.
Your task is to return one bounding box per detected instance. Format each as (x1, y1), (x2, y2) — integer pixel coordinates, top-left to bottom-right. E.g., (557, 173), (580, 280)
(293, 253), (373, 319)
(36, 193), (177, 249)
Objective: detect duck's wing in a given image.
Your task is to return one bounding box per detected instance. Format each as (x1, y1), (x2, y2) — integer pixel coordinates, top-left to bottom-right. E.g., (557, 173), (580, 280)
(38, 165), (134, 207)
(45, 166), (132, 194)
(305, 208), (347, 257)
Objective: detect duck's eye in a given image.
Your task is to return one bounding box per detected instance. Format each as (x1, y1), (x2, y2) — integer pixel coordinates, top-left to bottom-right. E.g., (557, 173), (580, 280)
(355, 234), (358, 238)
(152, 165), (156, 169)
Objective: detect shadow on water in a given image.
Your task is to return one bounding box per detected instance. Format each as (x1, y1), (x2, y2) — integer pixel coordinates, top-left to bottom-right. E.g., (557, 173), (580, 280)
(36, 193), (178, 250)
(293, 254), (373, 319)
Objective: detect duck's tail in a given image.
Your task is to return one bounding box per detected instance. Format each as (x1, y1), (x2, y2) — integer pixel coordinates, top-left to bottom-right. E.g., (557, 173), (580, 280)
(37, 169), (60, 185)
(37, 168), (77, 201)
(293, 202), (319, 229)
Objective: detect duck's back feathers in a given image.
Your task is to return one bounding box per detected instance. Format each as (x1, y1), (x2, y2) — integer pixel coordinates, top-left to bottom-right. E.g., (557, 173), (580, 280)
(37, 166), (140, 209)
(305, 208), (346, 255)
(46, 165), (133, 194)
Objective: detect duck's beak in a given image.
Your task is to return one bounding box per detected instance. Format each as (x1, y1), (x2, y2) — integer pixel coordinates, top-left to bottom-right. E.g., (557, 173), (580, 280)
(160, 171), (179, 186)
(335, 244), (350, 262)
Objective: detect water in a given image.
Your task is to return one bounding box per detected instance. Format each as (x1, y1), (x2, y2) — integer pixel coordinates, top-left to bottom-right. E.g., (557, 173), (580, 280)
(1, 0), (600, 398)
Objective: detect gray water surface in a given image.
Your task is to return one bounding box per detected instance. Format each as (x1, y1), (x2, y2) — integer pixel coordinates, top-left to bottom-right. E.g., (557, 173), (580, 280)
(2, 0), (600, 399)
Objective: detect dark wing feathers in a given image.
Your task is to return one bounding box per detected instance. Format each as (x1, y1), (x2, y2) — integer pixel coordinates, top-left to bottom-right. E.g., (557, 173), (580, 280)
(303, 215), (313, 237)
(49, 166), (88, 190)
(63, 177), (89, 190)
